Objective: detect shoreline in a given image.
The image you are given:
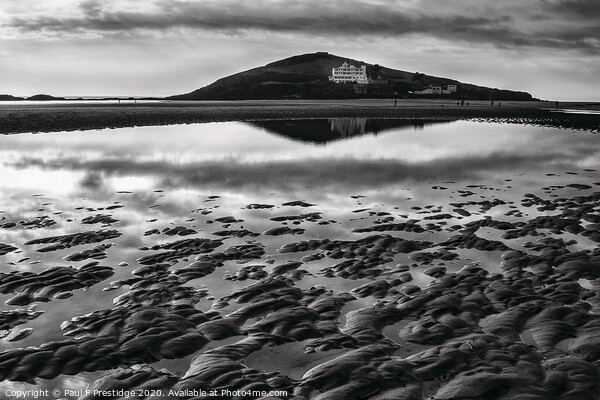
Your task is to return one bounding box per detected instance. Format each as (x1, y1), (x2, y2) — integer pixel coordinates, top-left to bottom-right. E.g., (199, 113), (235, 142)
(0, 107), (598, 398)
(2, 99), (600, 134)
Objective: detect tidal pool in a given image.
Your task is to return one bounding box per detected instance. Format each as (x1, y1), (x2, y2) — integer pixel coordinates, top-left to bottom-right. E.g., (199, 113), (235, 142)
(0, 119), (598, 399)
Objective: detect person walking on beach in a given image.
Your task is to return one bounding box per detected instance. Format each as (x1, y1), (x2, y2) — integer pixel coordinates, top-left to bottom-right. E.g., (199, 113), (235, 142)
(394, 99), (397, 107)
(461, 100), (465, 106)
(555, 101), (559, 109)
(498, 101), (501, 107)
(491, 100), (494, 106)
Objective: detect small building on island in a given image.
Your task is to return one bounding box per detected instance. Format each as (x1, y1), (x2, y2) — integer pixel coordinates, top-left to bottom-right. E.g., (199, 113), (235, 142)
(444, 84), (458, 94)
(329, 61), (370, 84)
(415, 84), (458, 95)
(369, 74), (389, 85)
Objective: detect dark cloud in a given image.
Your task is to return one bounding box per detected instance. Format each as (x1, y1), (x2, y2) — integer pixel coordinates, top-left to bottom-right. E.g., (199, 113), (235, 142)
(5, 0), (600, 53)
(9, 2), (497, 35)
(80, 0), (103, 18)
(550, 0), (600, 18)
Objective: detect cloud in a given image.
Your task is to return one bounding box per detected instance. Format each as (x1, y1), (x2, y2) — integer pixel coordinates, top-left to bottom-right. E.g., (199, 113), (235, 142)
(4, 0), (600, 53)
(549, 0), (600, 18)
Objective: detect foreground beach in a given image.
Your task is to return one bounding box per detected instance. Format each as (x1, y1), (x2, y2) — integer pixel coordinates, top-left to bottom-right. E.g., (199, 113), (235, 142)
(0, 114), (598, 399)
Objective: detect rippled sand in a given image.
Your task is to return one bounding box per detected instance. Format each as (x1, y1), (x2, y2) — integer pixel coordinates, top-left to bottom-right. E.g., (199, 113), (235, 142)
(0, 120), (598, 399)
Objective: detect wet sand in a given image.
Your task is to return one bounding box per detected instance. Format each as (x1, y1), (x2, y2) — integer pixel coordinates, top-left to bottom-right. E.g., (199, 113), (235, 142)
(2, 99), (600, 135)
(0, 118), (598, 399)
(0, 179), (599, 399)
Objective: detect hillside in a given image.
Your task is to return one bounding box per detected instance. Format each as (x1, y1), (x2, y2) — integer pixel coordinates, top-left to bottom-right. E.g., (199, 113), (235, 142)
(26, 94), (67, 101)
(0, 94), (24, 101)
(0, 94), (67, 101)
(168, 52), (533, 101)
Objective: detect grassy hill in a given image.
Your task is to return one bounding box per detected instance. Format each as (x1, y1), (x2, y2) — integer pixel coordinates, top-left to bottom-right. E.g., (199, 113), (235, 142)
(169, 52), (533, 101)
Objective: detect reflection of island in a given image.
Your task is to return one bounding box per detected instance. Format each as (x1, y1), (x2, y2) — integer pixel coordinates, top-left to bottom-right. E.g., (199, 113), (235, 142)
(248, 118), (449, 143)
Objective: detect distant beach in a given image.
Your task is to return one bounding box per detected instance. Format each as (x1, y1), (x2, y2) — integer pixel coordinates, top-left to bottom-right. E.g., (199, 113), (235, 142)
(2, 99), (600, 135)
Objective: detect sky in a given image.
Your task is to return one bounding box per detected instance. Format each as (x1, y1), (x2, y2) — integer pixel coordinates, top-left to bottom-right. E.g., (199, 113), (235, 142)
(1, 0), (599, 101)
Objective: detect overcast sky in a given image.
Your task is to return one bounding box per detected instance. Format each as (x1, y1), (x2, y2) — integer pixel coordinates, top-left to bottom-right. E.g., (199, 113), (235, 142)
(1, 0), (599, 100)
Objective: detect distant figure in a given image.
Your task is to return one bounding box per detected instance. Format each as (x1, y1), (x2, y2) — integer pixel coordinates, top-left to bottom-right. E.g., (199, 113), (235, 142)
(498, 101), (501, 107)
(467, 101), (470, 106)
(461, 100), (465, 106)
(457, 101), (460, 106)
(555, 101), (559, 109)
(394, 99), (397, 107)
(491, 100), (494, 106)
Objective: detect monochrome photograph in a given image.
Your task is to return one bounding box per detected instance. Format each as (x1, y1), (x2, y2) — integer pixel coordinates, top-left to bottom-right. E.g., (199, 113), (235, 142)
(0, 1), (599, 399)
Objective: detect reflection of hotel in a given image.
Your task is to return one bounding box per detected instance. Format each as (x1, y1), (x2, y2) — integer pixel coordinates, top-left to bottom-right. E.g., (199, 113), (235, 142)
(329, 61), (370, 84)
(329, 118), (367, 137)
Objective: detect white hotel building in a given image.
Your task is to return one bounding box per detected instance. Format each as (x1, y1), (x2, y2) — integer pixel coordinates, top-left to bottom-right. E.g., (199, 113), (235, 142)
(329, 61), (370, 84)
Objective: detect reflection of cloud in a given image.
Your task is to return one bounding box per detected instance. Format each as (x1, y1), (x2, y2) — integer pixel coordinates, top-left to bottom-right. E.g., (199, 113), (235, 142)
(10, 152), (581, 193)
(0, 376), (89, 399)
(80, 170), (104, 189)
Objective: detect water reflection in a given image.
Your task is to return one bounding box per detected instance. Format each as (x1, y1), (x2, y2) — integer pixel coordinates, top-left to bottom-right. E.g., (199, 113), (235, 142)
(0, 119), (598, 396)
(1, 120), (597, 198)
(248, 118), (446, 143)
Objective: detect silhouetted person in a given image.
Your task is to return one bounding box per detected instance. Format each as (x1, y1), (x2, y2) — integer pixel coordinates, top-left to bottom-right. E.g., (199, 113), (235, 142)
(394, 99), (397, 107)
(555, 101), (559, 109)
(498, 101), (501, 107)
(457, 101), (460, 106)
(461, 100), (465, 106)
(467, 101), (470, 106)
(491, 100), (494, 106)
